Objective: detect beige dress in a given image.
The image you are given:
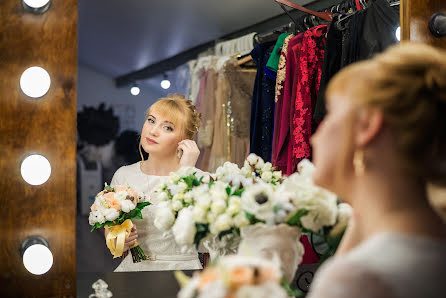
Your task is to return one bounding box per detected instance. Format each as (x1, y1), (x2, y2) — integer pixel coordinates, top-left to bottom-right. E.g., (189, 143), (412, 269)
(110, 162), (202, 271)
(307, 232), (446, 298)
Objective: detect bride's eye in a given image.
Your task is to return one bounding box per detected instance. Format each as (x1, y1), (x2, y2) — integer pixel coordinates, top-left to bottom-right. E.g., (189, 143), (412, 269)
(163, 126), (173, 132)
(148, 118), (155, 124)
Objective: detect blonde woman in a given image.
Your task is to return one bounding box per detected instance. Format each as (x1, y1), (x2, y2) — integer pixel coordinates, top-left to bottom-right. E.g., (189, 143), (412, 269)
(308, 43), (446, 298)
(108, 94), (202, 271)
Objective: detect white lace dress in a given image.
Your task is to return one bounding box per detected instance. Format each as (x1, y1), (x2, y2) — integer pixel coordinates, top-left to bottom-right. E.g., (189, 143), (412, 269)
(110, 162), (202, 271)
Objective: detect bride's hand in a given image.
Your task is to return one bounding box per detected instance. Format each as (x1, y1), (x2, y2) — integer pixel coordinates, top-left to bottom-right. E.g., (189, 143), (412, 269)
(178, 139), (200, 167)
(123, 226), (138, 252)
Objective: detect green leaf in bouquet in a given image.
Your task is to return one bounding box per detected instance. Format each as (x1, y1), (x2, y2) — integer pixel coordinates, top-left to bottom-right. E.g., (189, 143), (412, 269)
(286, 209), (309, 227)
(280, 277), (303, 297)
(232, 187), (245, 197)
(194, 223), (209, 248)
(136, 202), (151, 209)
(104, 184), (113, 192)
(244, 211), (264, 225)
(225, 186), (231, 196)
(90, 221), (113, 232)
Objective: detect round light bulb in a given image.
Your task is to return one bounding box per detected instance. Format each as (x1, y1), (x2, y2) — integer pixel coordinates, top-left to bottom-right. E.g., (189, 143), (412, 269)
(395, 26), (401, 41)
(23, 244), (53, 275)
(161, 79), (171, 90)
(23, 0), (51, 8)
(130, 86), (140, 96)
(20, 66), (51, 98)
(20, 154), (51, 185)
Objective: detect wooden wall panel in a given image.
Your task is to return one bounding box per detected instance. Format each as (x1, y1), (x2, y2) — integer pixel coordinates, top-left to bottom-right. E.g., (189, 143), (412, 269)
(0, 1), (77, 296)
(401, 0), (446, 48)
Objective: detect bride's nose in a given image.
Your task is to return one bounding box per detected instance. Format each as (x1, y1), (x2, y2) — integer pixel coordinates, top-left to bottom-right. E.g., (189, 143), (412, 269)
(149, 124), (160, 136)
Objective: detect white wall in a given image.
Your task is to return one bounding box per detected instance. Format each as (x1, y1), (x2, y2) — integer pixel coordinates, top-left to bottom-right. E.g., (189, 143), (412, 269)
(77, 64), (164, 133)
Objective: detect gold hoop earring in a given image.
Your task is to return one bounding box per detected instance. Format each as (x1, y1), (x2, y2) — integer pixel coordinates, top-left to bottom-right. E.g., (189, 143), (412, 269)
(353, 149), (365, 176)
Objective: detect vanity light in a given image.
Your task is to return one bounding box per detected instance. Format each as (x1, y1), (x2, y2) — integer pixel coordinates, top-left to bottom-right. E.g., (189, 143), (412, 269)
(20, 154), (51, 185)
(20, 66), (51, 98)
(22, 0), (52, 14)
(21, 236), (53, 275)
(395, 26), (401, 42)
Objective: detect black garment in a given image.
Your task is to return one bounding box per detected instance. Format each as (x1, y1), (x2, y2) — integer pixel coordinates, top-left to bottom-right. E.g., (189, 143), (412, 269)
(313, 15), (343, 122)
(250, 42), (276, 162)
(359, 0), (399, 60)
(313, 0), (399, 122)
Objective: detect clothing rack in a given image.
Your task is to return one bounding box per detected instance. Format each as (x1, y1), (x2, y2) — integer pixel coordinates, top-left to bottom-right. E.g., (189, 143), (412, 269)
(114, 0), (340, 87)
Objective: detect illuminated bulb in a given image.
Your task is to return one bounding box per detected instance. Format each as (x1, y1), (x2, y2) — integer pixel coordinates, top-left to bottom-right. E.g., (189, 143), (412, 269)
(395, 26), (401, 41)
(23, 0), (50, 8)
(23, 244), (53, 275)
(21, 154), (51, 185)
(130, 86), (140, 96)
(161, 79), (171, 90)
(20, 66), (51, 98)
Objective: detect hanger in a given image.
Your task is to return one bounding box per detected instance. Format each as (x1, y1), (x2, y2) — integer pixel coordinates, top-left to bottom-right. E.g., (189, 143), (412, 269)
(234, 54), (253, 66)
(274, 0), (333, 22)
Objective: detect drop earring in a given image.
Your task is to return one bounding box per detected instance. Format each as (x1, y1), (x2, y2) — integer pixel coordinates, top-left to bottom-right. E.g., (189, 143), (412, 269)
(353, 149), (365, 176)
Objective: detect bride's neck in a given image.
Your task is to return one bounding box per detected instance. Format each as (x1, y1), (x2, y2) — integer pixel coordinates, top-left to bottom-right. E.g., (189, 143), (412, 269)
(140, 154), (180, 176)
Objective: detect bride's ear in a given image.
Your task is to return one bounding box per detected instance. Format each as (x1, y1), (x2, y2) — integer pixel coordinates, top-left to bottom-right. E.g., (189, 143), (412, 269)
(354, 107), (384, 147)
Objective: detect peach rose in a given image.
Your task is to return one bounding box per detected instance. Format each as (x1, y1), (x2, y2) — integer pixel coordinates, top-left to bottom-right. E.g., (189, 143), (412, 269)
(90, 204), (98, 211)
(96, 190), (105, 197)
(198, 268), (219, 290)
(229, 267), (254, 289)
(114, 185), (128, 192)
(255, 267), (279, 284)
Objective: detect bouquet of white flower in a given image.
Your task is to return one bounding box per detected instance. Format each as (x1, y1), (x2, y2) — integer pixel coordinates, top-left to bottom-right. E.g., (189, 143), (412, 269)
(176, 255), (300, 298)
(152, 166), (249, 255)
(89, 183), (150, 262)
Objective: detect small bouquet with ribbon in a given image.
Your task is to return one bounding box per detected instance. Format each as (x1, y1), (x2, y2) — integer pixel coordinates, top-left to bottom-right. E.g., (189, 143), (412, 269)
(176, 255), (300, 298)
(89, 183), (151, 262)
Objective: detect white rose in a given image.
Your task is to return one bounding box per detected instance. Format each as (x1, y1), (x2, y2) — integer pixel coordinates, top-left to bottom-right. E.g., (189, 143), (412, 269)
(262, 162), (273, 172)
(330, 203), (353, 237)
(172, 193), (184, 202)
(192, 206), (208, 223)
(210, 213), (232, 234)
(273, 171), (282, 180)
(261, 171), (273, 183)
(207, 211), (217, 223)
(297, 159), (315, 177)
(246, 153), (259, 165)
(171, 200), (184, 212)
(89, 210), (105, 225)
(114, 191), (127, 201)
(211, 199), (226, 214)
(196, 194), (212, 209)
(169, 172), (181, 182)
(233, 212), (249, 227)
(120, 200), (136, 213)
(176, 166), (197, 177)
(172, 207), (197, 246)
(202, 174), (211, 184)
(254, 158), (265, 170)
(177, 182), (188, 193)
(167, 184), (179, 196)
(103, 208), (119, 221)
(154, 201), (175, 231)
(156, 191), (169, 202)
(183, 191), (193, 203)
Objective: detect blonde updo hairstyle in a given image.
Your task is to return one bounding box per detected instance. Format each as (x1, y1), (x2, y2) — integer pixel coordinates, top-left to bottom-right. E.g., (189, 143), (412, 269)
(327, 42), (446, 187)
(139, 94), (201, 160)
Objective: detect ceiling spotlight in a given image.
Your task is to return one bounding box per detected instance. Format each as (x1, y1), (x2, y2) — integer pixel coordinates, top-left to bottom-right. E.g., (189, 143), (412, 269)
(21, 236), (53, 275)
(130, 84), (140, 96)
(160, 74), (170, 90)
(395, 26), (401, 42)
(20, 154), (51, 185)
(22, 0), (52, 14)
(20, 66), (51, 98)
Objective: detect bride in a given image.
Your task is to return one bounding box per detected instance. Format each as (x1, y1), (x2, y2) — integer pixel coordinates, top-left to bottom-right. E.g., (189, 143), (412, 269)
(108, 94), (203, 271)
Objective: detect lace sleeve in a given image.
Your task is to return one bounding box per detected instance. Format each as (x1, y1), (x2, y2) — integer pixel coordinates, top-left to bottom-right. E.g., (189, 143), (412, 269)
(307, 258), (397, 298)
